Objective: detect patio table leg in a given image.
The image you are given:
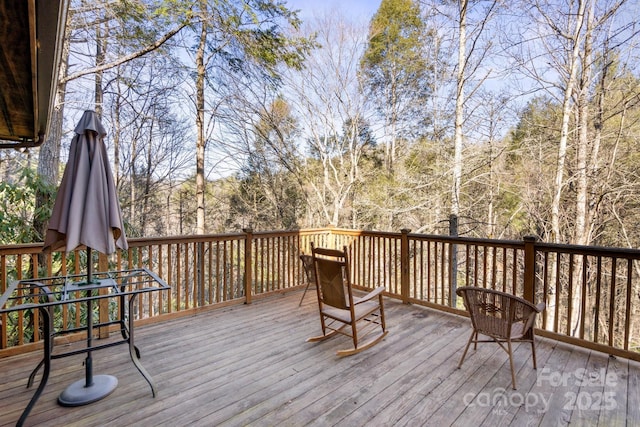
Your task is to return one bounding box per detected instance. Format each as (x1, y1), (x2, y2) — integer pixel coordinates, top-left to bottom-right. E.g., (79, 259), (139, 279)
(119, 286), (141, 359)
(18, 306), (52, 427)
(127, 293), (156, 397)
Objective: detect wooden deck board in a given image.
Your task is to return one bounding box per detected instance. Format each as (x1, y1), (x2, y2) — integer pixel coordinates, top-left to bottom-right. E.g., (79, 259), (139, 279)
(494, 338), (560, 427)
(221, 301), (421, 426)
(2, 292), (640, 427)
(277, 307), (463, 427)
(627, 358), (640, 425)
(601, 355), (628, 426)
(339, 320), (472, 426)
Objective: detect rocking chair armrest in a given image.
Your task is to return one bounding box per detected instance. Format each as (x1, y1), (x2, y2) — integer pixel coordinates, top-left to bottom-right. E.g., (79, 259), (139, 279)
(353, 286), (385, 305)
(535, 302), (546, 313)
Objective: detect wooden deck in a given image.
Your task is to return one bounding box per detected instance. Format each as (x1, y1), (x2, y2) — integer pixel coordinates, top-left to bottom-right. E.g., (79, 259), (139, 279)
(2, 291), (639, 427)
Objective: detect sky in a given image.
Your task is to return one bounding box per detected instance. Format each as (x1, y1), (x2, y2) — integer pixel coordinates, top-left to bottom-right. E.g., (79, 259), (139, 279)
(284, 0), (381, 22)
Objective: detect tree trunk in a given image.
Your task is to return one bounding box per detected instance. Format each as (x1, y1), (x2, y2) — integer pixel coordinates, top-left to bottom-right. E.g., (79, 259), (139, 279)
(113, 66), (123, 191)
(95, 20), (106, 116)
(452, 0), (466, 221)
(550, 0), (587, 244)
(544, 0), (587, 332)
(195, 2), (207, 235)
(575, 0), (594, 247)
(32, 19), (71, 243)
(570, 0), (595, 339)
(450, 0), (468, 308)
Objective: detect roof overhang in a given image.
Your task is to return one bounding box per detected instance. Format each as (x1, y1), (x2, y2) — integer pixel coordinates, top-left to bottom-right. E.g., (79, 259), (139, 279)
(0, 0), (69, 149)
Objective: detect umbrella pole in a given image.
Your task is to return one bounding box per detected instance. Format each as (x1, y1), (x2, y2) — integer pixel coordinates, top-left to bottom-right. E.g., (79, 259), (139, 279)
(86, 246), (93, 387)
(87, 246), (93, 283)
(58, 247), (118, 406)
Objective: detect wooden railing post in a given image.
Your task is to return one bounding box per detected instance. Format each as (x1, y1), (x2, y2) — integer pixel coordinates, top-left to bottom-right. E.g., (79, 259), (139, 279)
(327, 223), (337, 249)
(400, 229), (411, 304)
(523, 235), (536, 303)
(243, 228), (253, 304)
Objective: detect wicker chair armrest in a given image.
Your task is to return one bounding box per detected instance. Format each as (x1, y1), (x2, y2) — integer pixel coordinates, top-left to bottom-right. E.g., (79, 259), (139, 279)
(520, 302), (546, 332)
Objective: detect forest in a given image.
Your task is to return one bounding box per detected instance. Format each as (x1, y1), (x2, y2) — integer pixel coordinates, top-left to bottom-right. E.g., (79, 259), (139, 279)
(1, 0), (640, 250)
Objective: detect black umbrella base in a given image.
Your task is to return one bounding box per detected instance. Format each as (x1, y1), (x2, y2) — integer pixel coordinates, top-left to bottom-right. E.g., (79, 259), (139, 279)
(58, 375), (118, 407)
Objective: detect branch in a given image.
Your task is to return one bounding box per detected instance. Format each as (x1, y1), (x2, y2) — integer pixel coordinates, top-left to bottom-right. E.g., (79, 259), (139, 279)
(61, 24), (187, 84)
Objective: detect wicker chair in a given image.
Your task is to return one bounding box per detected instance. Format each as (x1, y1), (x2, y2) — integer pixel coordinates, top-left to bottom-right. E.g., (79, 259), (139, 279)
(307, 243), (387, 356)
(456, 286), (545, 389)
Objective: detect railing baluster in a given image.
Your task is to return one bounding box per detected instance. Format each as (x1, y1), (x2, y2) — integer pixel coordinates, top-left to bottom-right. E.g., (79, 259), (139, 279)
(567, 253), (574, 337)
(554, 253), (561, 334)
(594, 256), (602, 343)
(609, 258), (617, 347)
(579, 254), (587, 340)
(625, 259), (633, 350)
(542, 251), (549, 329)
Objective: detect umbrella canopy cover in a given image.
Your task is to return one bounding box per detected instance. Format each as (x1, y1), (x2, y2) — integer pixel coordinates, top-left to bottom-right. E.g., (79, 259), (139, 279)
(43, 110), (128, 255)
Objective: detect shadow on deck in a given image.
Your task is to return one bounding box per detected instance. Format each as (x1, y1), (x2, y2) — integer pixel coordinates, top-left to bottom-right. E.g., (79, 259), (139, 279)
(1, 292), (639, 426)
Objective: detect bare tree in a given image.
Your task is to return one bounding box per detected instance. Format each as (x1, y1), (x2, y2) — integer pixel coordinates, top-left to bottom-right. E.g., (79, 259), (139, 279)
(105, 54), (192, 236)
(282, 12), (377, 227)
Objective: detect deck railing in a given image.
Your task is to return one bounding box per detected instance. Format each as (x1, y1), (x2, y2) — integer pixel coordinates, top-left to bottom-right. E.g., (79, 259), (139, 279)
(2, 228), (640, 361)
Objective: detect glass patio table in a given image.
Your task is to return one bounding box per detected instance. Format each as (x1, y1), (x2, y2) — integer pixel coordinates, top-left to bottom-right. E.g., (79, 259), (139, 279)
(0, 268), (169, 426)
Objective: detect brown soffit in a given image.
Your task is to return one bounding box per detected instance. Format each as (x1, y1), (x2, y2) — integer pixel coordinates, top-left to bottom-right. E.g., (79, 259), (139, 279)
(0, 0), (69, 149)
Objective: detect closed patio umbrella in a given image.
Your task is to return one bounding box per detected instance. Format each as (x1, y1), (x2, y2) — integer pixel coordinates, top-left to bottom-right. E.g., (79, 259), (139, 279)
(43, 109), (127, 256)
(43, 109), (128, 406)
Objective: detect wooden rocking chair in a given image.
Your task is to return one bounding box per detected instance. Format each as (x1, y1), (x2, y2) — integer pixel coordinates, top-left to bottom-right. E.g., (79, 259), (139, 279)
(307, 243), (388, 356)
(456, 286), (546, 389)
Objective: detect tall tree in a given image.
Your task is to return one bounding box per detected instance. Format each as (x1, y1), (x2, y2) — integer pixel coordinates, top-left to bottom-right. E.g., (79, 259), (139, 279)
(543, 0), (588, 244)
(574, 0), (595, 247)
(574, 0), (634, 246)
(446, 0), (499, 229)
(361, 0), (430, 174)
(184, 0), (312, 234)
